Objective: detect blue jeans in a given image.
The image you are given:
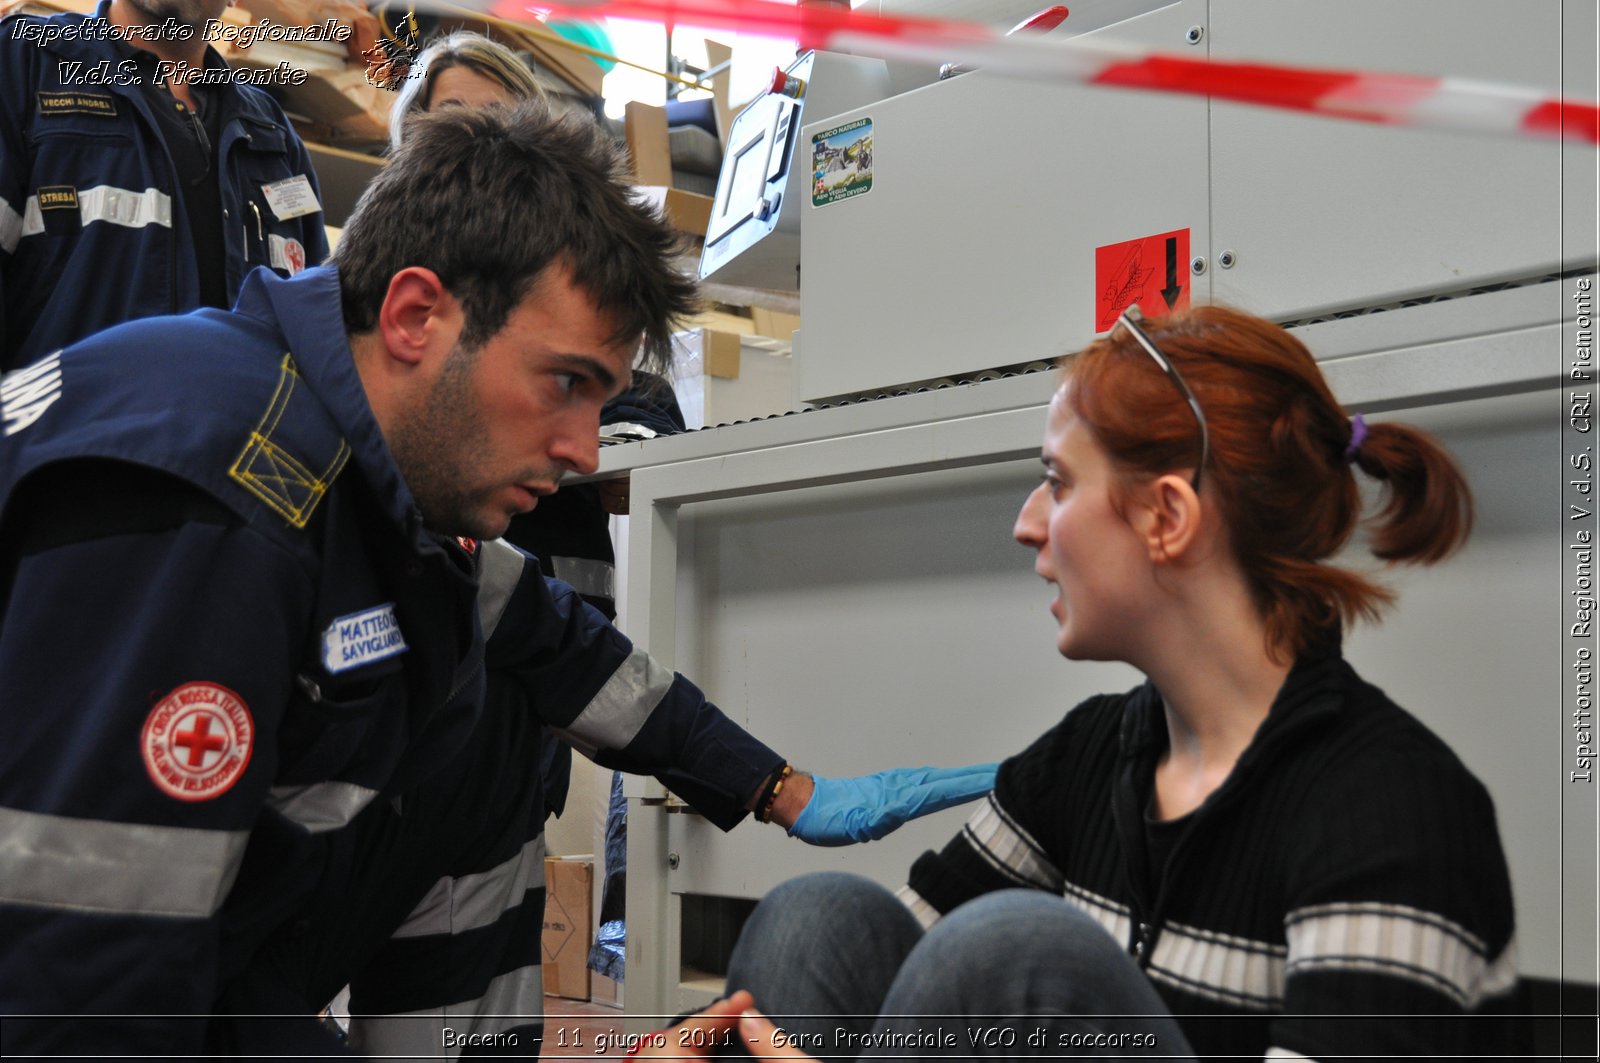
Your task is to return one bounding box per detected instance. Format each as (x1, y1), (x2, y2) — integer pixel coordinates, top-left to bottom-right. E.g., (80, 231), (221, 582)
(724, 873), (1195, 1061)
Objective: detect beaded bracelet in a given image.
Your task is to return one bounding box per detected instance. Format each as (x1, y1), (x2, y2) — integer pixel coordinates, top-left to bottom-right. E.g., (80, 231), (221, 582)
(753, 764), (789, 822)
(756, 764), (793, 823)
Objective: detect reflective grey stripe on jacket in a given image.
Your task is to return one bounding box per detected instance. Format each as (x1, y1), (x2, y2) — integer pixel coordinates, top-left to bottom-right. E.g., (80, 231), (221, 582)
(347, 964), (544, 1060)
(477, 538), (525, 639)
(348, 836), (548, 1059)
(556, 644), (673, 757)
(392, 837), (546, 941)
(267, 780), (379, 834)
(0, 197), (21, 255)
(5, 184), (173, 252)
(551, 556), (614, 602)
(0, 804), (247, 918)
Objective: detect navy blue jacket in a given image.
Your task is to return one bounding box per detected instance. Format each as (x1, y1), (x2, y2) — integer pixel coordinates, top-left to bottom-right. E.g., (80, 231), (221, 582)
(0, 2), (330, 369)
(0, 266), (782, 1055)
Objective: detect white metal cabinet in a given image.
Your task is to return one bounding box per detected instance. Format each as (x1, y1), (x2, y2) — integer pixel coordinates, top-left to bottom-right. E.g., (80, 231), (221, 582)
(795, 0), (1594, 402)
(797, 0), (1213, 402)
(1207, 0), (1591, 319)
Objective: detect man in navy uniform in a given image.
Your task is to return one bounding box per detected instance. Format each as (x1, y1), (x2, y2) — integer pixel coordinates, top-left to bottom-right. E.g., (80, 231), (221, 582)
(0, 103), (993, 1056)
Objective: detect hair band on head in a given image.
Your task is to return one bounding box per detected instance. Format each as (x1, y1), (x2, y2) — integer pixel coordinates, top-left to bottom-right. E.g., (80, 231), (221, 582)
(1344, 413), (1368, 462)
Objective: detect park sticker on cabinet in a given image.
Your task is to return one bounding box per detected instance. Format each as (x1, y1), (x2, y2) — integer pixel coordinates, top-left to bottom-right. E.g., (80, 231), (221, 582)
(812, 118), (873, 207)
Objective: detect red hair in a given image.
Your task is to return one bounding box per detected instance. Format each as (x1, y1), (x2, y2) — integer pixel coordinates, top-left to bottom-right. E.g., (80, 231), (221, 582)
(1067, 305), (1472, 661)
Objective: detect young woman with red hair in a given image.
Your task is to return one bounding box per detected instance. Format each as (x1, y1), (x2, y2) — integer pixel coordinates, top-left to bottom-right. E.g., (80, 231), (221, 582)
(636, 305), (1517, 1062)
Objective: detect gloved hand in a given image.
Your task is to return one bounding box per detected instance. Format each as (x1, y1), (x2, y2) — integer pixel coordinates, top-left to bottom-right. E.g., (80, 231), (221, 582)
(787, 763), (999, 846)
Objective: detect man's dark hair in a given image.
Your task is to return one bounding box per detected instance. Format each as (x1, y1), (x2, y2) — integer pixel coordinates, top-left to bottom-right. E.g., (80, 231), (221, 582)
(333, 103), (698, 371)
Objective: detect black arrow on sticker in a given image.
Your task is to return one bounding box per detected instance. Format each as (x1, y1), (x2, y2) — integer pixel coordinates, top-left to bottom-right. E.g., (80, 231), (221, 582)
(1160, 236), (1183, 309)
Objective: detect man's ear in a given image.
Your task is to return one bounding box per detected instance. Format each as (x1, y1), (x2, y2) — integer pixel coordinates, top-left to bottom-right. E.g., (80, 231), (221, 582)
(375, 267), (460, 367)
(1132, 473), (1203, 564)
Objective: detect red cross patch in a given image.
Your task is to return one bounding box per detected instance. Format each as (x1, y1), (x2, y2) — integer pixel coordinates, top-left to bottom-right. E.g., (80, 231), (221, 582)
(283, 238), (306, 275)
(455, 537), (478, 555)
(141, 682), (254, 802)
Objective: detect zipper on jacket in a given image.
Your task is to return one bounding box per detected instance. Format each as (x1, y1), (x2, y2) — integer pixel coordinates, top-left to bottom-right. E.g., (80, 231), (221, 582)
(1132, 756), (1261, 970)
(135, 93), (182, 314)
(1112, 672), (1340, 970)
(149, 115), (181, 313)
(1112, 756), (1158, 966)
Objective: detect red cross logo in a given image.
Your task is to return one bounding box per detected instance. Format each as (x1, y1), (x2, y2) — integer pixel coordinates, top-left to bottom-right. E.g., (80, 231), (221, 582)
(141, 682), (255, 802)
(284, 238), (306, 275)
(173, 712), (230, 769)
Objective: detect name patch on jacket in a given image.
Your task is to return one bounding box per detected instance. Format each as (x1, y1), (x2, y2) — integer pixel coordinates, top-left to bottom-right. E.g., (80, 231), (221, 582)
(38, 91), (117, 118)
(261, 175), (321, 221)
(322, 603), (408, 673)
(35, 185), (79, 235)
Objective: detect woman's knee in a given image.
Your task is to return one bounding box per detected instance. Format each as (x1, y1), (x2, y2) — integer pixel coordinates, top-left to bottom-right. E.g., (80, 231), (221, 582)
(734, 872), (906, 955)
(725, 873), (923, 1045)
(765, 871), (896, 913)
(893, 891), (1151, 1012)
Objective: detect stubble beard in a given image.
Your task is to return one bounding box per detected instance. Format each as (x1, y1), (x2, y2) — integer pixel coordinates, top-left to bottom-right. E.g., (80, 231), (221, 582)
(389, 345), (498, 540)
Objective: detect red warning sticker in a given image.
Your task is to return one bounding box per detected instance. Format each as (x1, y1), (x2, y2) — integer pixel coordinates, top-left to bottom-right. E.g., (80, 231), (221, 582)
(1094, 228), (1191, 332)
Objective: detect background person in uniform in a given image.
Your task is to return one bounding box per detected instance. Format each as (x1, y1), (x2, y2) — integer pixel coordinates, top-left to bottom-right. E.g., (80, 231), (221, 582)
(0, 0), (328, 369)
(0, 102), (994, 1058)
(629, 305), (1518, 1062)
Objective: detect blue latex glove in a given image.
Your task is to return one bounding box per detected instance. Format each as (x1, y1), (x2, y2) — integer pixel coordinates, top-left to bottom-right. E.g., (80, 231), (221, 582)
(787, 763), (1000, 846)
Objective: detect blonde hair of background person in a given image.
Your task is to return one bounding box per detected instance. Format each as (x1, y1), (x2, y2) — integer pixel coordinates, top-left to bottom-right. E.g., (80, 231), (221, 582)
(389, 31), (548, 151)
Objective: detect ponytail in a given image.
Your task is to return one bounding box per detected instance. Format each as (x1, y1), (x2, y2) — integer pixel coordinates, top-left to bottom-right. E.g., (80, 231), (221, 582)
(1350, 420), (1474, 564)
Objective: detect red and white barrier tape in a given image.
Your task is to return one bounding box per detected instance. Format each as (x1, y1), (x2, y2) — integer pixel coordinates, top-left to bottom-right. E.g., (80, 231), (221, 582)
(479, 0), (1598, 145)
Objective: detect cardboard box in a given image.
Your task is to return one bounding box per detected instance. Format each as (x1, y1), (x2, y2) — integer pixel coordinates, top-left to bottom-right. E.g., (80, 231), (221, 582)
(632, 186), (713, 240)
(542, 858), (593, 1001)
(589, 973), (622, 1009)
